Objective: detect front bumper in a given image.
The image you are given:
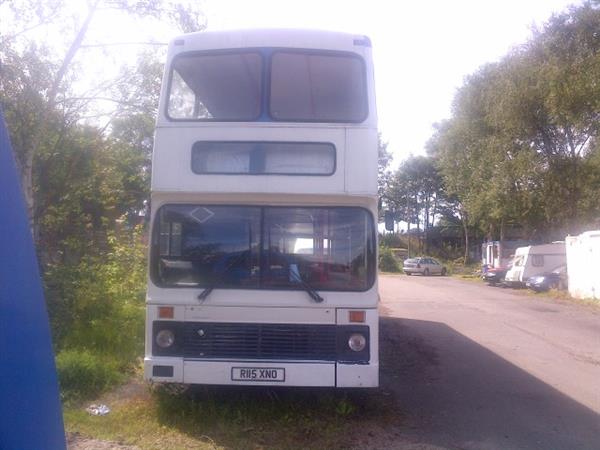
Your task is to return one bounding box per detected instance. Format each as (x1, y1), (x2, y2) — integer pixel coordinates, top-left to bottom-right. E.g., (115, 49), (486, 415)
(144, 357), (379, 387)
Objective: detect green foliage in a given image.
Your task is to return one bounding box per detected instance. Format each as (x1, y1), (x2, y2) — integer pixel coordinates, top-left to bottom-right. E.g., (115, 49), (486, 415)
(379, 247), (401, 272)
(334, 395), (358, 417)
(56, 349), (124, 400)
(49, 228), (146, 400)
(1, 0), (210, 401)
(46, 228), (147, 364)
(34, 126), (149, 260)
(379, 232), (404, 248)
(384, 155), (446, 229)
(378, 133), (393, 213)
(429, 2), (600, 240)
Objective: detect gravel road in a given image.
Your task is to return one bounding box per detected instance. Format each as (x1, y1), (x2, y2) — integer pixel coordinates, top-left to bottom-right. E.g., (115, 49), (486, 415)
(378, 274), (600, 450)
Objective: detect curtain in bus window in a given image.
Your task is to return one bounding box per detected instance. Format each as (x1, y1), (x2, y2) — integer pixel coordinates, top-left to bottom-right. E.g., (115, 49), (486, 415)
(191, 141), (335, 175)
(269, 52), (367, 122)
(167, 52), (262, 120)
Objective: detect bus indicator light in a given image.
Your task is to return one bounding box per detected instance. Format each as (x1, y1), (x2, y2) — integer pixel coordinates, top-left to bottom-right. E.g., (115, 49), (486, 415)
(158, 306), (174, 319)
(349, 311), (366, 323)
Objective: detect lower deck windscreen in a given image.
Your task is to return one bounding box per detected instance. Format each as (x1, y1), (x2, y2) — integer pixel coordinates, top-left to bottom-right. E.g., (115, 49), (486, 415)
(153, 205), (375, 291)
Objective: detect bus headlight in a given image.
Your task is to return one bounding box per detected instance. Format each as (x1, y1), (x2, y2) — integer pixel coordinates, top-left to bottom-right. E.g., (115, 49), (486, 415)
(156, 329), (175, 348)
(348, 333), (366, 352)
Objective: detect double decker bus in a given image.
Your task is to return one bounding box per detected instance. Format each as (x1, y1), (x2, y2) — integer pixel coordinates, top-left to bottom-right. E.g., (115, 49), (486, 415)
(145, 29), (379, 387)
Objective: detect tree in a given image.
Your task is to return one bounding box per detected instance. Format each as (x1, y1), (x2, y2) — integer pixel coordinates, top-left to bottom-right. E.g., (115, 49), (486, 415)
(430, 1), (600, 242)
(384, 155), (445, 253)
(377, 133), (393, 215)
(0, 0), (205, 233)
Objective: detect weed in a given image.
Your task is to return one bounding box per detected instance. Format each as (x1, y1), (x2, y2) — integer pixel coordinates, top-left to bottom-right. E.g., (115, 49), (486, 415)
(335, 396), (357, 417)
(56, 349), (124, 401)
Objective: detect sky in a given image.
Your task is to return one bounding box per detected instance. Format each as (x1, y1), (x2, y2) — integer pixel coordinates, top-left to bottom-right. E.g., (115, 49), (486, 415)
(6, 0), (580, 168)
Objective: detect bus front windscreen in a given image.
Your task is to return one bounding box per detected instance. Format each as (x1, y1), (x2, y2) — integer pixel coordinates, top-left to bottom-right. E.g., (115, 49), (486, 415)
(153, 205), (375, 291)
(167, 52), (263, 120)
(166, 50), (367, 122)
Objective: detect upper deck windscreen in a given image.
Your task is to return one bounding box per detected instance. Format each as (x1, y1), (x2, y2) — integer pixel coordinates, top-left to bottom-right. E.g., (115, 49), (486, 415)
(166, 49), (368, 122)
(270, 52), (367, 122)
(168, 52), (262, 120)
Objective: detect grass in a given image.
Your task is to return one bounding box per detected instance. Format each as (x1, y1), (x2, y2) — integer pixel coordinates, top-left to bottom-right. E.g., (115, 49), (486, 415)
(64, 375), (397, 450)
(56, 349), (127, 401)
(520, 287), (600, 310)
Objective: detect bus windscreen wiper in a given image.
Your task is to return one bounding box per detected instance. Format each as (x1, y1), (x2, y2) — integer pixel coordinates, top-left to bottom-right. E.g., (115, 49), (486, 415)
(289, 264), (324, 303)
(199, 258), (324, 303)
(198, 252), (247, 301)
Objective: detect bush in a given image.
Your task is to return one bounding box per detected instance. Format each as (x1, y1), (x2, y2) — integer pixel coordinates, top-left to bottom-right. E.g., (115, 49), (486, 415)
(46, 228), (146, 363)
(46, 227), (147, 399)
(56, 349), (124, 400)
(379, 247), (401, 272)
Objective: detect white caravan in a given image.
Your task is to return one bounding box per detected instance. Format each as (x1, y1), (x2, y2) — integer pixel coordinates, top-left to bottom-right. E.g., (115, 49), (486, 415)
(504, 242), (566, 286)
(481, 240), (528, 269)
(566, 230), (600, 300)
(144, 29), (379, 387)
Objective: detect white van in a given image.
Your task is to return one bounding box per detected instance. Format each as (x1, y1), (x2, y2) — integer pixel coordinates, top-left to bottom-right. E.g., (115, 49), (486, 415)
(504, 242), (566, 287)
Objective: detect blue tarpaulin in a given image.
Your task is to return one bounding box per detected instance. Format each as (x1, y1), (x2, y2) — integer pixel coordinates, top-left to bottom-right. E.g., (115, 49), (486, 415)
(0, 107), (66, 449)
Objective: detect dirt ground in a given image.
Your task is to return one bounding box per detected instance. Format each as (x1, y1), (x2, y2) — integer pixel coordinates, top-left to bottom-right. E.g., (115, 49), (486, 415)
(67, 432), (139, 450)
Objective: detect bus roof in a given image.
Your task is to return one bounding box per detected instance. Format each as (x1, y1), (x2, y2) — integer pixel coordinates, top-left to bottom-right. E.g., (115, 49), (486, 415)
(168, 29), (372, 54)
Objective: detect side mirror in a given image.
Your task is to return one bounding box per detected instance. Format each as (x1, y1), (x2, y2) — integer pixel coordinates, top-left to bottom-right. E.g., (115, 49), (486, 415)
(384, 210), (394, 232)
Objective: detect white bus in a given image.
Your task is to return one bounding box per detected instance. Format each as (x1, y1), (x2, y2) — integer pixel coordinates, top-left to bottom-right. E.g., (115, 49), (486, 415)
(144, 29), (379, 387)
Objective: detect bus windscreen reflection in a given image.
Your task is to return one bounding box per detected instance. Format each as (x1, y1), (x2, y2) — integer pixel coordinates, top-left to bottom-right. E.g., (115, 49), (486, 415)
(153, 205), (375, 291)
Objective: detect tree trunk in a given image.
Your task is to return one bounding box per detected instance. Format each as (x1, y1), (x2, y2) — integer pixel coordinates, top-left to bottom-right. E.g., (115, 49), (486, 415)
(21, 0), (99, 235)
(407, 221), (411, 258)
(424, 193), (429, 254)
(462, 209), (470, 264)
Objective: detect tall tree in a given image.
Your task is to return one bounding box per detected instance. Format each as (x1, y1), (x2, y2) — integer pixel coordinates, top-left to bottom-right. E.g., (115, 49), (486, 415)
(0, 0), (205, 234)
(384, 155), (445, 252)
(431, 1), (600, 242)
(377, 133), (393, 215)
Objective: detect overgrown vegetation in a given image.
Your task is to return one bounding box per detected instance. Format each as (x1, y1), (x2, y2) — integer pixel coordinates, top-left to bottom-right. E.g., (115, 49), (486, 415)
(63, 382), (396, 449)
(50, 230), (147, 400)
(56, 350), (125, 400)
(1, 0), (205, 399)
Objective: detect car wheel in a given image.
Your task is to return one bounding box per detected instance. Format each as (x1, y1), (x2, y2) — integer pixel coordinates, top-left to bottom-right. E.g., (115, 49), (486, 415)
(441, 268), (447, 276)
(423, 268), (429, 276)
(406, 272), (412, 276)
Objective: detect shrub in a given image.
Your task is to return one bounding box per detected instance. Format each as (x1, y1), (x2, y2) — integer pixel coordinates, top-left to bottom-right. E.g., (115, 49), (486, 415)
(379, 247), (400, 272)
(56, 349), (123, 400)
(46, 228), (146, 364)
(46, 227), (147, 399)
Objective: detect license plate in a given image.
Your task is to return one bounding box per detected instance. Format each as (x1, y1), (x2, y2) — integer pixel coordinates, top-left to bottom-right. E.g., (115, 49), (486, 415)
(231, 367), (285, 382)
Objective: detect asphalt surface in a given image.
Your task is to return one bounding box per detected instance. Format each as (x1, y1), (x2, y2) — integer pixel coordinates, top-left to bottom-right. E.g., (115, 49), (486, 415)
(378, 274), (600, 450)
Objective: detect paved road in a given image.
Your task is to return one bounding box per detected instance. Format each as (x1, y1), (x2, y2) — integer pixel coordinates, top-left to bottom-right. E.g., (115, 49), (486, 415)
(378, 274), (600, 450)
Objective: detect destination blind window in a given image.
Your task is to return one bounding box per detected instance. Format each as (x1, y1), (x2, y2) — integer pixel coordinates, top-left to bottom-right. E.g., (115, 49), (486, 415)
(190, 141), (336, 175)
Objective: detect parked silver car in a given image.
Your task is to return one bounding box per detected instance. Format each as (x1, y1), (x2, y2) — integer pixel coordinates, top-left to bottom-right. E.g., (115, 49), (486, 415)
(403, 257), (447, 276)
